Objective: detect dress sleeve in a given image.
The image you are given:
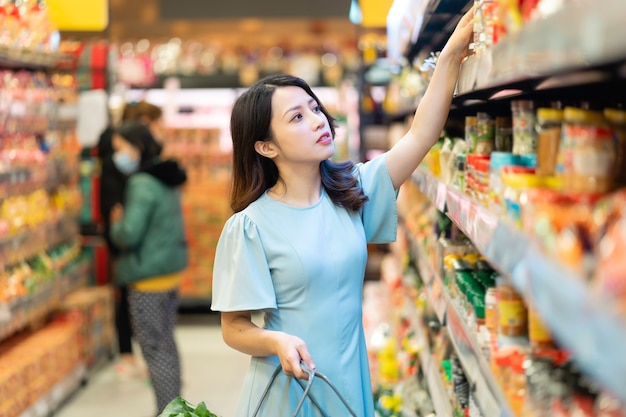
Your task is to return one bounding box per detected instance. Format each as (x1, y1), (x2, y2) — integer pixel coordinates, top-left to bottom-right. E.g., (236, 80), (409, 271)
(356, 153), (399, 244)
(210, 212), (277, 312)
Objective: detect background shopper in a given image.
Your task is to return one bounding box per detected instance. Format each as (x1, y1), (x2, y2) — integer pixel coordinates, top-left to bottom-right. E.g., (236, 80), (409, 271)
(97, 101), (166, 377)
(109, 121), (189, 414)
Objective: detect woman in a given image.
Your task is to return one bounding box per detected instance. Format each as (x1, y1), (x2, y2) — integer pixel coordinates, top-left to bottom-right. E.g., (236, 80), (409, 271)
(211, 9), (474, 416)
(109, 121), (188, 414)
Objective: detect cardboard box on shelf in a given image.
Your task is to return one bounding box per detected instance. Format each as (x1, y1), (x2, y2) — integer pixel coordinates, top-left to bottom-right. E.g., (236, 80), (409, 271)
(0, 320), (82, 417)
(55, 285), (115, 368)
(161, 128), (233, 301)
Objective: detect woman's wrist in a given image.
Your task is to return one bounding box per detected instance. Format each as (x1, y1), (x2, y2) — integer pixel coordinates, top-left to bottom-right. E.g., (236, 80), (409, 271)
(438, 47), (466, 68)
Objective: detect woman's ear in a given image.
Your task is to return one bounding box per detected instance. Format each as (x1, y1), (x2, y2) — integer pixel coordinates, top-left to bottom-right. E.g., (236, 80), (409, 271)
(254, 140), (277, 158)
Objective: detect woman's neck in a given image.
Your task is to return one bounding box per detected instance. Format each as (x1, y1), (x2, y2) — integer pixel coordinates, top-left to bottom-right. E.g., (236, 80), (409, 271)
(268, 167), (322, 207)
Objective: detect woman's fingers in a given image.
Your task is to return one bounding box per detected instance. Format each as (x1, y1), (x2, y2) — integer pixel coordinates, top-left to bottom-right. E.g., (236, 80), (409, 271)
(277, 333), (315, 380)
(458, 6), (475, 29)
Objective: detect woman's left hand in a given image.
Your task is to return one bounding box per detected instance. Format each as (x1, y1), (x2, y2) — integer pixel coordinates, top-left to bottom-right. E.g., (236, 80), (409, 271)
(110, 204), (124, 223)
(441, 6), (475, 60)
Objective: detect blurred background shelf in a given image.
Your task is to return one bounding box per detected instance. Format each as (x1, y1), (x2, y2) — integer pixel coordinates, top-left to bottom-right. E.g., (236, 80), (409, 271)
(411, 169), (626, 403)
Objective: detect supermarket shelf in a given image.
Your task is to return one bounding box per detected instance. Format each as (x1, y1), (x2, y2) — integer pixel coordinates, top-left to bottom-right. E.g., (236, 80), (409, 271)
(444, 286), (513, 417)
(408, 227), (512, 416)
(417, 333), (454, 417)
(0, 258), (90, 342)
(411, 169), (626, 403)
(0, 46), (63, 70)
(409, 238), (446, 324)
(0, 159), (79, 200)
(423, 355), (453, 417)
(18, 364), (86, 417)
(405, 0), (472, 62)
(0, 214), (81, 269)
(455, 0), (626, 100)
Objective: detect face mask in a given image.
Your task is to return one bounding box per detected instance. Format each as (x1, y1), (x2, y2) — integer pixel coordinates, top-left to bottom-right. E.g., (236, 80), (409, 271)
(113, 152), (140, 175)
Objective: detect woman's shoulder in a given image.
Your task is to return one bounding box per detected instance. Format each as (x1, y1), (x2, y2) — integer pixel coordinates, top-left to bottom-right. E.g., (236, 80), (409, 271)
(225, 197), (267, 225)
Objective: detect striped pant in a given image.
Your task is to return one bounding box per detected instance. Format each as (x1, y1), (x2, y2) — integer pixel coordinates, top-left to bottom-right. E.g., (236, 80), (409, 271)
(128, 288), (181, 414)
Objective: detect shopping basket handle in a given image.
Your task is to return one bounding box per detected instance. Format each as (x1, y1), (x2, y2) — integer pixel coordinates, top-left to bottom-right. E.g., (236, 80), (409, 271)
(251, 361), (358, 417)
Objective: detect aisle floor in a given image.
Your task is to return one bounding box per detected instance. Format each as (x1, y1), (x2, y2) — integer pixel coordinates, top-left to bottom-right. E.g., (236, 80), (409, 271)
(56, 314), (249, 417)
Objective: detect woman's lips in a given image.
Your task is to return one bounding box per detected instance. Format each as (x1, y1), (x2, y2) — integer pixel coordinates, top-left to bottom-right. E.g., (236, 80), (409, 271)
(317, 133), (332, 145)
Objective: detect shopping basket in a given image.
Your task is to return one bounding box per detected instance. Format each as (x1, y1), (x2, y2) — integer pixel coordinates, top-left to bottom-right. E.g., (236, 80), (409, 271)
(252, 361), (358, 417)
(159, 362), (357, 417)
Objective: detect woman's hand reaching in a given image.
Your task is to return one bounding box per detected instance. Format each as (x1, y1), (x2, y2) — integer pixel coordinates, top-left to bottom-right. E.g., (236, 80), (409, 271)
(441, 6), (475, 60)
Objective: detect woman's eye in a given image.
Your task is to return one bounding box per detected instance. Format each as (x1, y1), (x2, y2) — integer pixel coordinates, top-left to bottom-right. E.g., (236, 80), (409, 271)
(313, 105), (322, 113)
(291, 113), (303, 121)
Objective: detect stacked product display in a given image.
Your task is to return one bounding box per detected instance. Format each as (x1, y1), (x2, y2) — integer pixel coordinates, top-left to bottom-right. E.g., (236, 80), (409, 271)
(161, 127), (232, 303)
(0, 7), (115, 416)
(384, 0), (626, 415)
(398, 182), (626, 417)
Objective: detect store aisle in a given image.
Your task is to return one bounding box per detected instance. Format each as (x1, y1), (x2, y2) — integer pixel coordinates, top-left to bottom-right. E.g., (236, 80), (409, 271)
(56, 314), (249, 417)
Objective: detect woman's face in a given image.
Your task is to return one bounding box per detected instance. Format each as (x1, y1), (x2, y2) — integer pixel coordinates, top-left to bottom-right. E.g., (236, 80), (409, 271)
(265, 86), (334, 164)
(112, 134), (141, 160)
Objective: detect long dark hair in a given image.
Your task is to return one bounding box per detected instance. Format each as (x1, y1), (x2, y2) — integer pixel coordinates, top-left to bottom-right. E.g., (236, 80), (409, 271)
(229, 74), (368, 213)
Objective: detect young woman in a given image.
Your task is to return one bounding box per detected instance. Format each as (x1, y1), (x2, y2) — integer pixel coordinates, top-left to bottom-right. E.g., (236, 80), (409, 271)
(211, 9), (474, 416)
(108, 121), (188, 414)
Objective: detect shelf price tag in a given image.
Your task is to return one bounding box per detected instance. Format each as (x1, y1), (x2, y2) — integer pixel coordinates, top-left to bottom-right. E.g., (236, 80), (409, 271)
(435, 182), (447, 211)
(459, 198), (471, 234)
(0, 303), (11, 322)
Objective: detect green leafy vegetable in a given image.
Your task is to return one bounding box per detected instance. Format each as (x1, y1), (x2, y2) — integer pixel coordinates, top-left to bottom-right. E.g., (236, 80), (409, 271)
(158, 397), (220, 417)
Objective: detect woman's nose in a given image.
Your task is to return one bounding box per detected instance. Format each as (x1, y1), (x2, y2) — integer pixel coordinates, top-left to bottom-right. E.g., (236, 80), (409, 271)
(311, 113), (325, 130)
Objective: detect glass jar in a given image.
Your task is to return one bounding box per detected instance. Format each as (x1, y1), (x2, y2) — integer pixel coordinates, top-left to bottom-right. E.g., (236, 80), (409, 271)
(557, 107), (615, 193)
(604, 108), (626, 187)
(485, 287), (498, 336)
(509, 352), (527, 417)
(476, 112), (495, 155)
(495, 116), (513, 152)
(489, 152), (521, 213)
(502, 171), (543, 229)
(528, 304), (554, 351)
(536, 108), (563, 177)
(453, 153), (466, 192)
(465, 116), (478, 153)
(512, 100), (538, 155)
(497, 278), (528, 337)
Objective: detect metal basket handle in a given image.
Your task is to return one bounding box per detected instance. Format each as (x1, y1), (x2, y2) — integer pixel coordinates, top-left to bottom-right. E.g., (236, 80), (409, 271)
(251, 361), (358, 417)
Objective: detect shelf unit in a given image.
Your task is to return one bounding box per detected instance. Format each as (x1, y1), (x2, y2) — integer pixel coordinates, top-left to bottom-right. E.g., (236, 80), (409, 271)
(405, 0), (471, 63)
(415, 319), (454, 417)
(18, 365), (86, 417)
(391, 0), (626, 409)
(408, 229), (515, 417)
(0, 257), (90, 341)
(411, 169), (626, 405)
(0, 46), (89, 417)
(455, 0), (626, 98)
(0, 46), (65, 70)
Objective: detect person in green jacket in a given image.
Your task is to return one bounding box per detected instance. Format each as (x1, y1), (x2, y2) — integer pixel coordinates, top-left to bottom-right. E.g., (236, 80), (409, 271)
(109, 121), (189, 415)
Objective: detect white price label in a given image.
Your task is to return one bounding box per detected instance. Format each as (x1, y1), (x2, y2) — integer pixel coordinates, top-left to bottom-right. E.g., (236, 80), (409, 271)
(0, 303), (11, 322)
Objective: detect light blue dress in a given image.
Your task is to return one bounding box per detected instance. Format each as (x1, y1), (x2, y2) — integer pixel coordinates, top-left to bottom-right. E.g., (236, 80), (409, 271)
(211, 154), (398, 417)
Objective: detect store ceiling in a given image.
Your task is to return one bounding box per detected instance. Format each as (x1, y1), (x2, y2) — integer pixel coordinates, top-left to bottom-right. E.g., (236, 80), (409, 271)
(80, 0), (361, 48)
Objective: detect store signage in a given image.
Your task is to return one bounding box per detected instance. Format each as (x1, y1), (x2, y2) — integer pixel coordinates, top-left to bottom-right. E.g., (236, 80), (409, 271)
(359, 0), (394, 27)
(47, 0), (108, 31)
(159, 0), (350, 19)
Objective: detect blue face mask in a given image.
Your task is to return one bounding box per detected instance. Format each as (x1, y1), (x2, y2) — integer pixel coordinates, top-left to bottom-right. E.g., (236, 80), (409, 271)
(113, 152), (140, 175)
